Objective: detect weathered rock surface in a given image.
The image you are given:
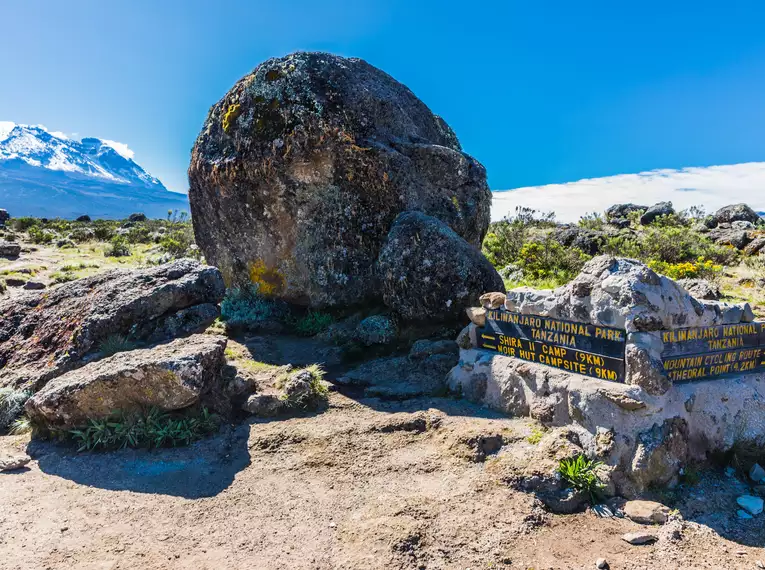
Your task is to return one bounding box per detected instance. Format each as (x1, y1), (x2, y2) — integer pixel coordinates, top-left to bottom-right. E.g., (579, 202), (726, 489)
(621, 532), (657, 545)
(711, 203), (760, 227)
(189, 51), (491, 311)
(677, 278), (721, 300)
(623, 500), (670, 524)
(0, 241), (20, 257)
(640, 201), (674, 225)
(0, 453), (30, 471)
(707, 227), (752, 249)
(605, 203), (647, 223)
(0, 260), (225, 390)
(26, 335), (227, 430)
(448, 347), (765, 495)
(0, 209), (9, 226)
(744, 237), (765, 256)
(378, 212), (504, 321)
(552, 226), (606, 255)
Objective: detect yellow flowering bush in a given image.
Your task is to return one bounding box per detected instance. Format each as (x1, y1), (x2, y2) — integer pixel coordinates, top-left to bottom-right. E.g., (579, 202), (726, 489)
(648, 257), (722, 280)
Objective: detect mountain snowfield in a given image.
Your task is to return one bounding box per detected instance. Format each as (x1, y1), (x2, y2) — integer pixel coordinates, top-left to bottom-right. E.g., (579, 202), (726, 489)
(0, 122), (188, 219)
(492, 162), (765, 222)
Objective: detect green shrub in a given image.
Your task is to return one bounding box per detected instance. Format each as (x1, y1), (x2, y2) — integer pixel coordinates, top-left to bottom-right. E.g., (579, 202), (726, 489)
(69, 407), (220, 451)
(105, 235), (131, 257)
(51, 271), (77, 284)
(220, 285), (279, 328)
(160, 227), (195, 258)
(516, 239), (590, 284)
(27, 226), (55, 244)
(10, 217), (38, 231)
(482, 206), (556, 268)
(126, 225), (152, 244)
(0, 387), (32, 433)
(578, 212), (605, 231)
(558, 455), (604, 503)
(93, 222), (116, 241)
(292, 311), (333, 337)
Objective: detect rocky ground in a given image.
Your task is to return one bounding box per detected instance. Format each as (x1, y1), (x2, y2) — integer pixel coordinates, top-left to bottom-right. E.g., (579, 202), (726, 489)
(2, 390), (765, 570)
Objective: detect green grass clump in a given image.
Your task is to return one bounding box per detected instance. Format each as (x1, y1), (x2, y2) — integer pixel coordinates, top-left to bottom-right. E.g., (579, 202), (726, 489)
(279, 364), (329, 409)
(69, 407), (220, 451)
(526, 426), (546, 445)
(51, 271), (77, 284)
(292, 310), (333, 337)
(0, 387), (32, 433)
(558, 455), (604, 503)
(99, 334), (136, 357)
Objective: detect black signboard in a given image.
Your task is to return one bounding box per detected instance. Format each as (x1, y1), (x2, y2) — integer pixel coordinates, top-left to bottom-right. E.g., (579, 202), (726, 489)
(661, 322), (765, 383)
(480, 309), (627, 382)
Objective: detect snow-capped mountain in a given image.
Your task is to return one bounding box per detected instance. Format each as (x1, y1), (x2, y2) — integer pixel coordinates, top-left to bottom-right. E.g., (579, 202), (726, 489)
(0, 122), (189, 219)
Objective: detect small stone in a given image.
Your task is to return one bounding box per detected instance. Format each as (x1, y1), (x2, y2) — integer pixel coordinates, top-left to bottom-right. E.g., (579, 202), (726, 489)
(329, 522), (337, 528)
(725, 466), (736, 478)
(0, 454), (31, 471)
(755, 560), (764, 569)
(737, 495), (764, 516)
(23, 280), (46, 290)
(465, 307), (486, 327)
(737, 509), (753, 520)
(621, 532), (658, 545)
(596, 558), (609, 569)
(749, 463), (765, 483)
(623, 500), (670, 525)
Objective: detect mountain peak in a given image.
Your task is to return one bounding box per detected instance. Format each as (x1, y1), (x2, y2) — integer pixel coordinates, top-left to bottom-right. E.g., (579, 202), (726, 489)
(0, 121), (188, 219)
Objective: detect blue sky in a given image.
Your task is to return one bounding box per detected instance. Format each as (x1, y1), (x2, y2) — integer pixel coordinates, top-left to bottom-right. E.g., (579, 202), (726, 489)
(3, 0), (765, 196)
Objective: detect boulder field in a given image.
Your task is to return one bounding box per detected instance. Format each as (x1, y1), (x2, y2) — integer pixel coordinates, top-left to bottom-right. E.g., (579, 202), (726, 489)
(188, 51), (501, 320)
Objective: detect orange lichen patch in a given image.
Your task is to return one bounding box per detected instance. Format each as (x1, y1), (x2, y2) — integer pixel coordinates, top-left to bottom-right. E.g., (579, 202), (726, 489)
(249, 260), (285, 297)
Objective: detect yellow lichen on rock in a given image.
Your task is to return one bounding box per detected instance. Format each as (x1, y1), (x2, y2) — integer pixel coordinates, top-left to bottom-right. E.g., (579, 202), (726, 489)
(249, 260), (285, 296)
(222, 103), (242, 134)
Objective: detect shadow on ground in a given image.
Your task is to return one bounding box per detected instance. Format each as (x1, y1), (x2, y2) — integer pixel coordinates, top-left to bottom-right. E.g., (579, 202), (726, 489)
(29, 423), (251, 499)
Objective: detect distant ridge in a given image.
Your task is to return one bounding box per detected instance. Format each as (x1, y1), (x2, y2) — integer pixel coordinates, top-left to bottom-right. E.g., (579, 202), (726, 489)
(0, 122), (188, 219)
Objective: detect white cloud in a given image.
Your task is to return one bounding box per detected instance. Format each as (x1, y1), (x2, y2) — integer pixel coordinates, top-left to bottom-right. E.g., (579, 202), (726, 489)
(100, 139), (135, 160)
(492, 162), (765, 222)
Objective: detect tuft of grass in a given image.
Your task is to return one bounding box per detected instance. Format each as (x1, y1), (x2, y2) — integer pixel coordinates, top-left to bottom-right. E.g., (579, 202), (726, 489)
(279, 364), (329, 409)
(558, 455), (604, 504)
(9, 416), (33, 435)
(69, 407), (220, 452)
(220, 285), (279, 328)
(51, 271), (77, 284)
(0, 387), (33, 432)
(526, 426), (546, 445)
(99, 334), (136, 357)
(292, 311), (333, 337)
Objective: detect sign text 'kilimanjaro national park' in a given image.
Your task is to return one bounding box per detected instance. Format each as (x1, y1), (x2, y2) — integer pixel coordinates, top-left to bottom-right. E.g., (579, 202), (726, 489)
(661, 322), (765, 382)
(479, 309), (627, 382)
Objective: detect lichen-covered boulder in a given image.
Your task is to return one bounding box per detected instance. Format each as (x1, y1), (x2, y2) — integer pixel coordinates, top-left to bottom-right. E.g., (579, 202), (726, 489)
(639, 201), (674, 225)
(377, 212), (504, 322)
(605, 203), (647, 223)
(0, 260), (225, 390)
(188, 52), (491, 309)
(25, 335), (227, 430)
(711, 203), (760, 227)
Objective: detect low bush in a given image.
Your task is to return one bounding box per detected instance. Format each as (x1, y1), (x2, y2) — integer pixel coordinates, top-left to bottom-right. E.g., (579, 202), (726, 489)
(105, 235), (131, 257)
(648, 258), (722, 280)
(220, 285), (280, 328)
(292, 311), (333, 337)
(27, 226), (55, 244)
(515, 239), (590, 284)
(69, 407), (220, 451)
(159, 227), (195, 258)
(50, 271), (77, 284)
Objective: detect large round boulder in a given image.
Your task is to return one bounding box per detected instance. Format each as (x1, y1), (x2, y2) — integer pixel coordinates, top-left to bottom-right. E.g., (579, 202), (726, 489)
(711, 203), (760, 227)
(188, 52), (491, 309)
(377, 212), (504, 322)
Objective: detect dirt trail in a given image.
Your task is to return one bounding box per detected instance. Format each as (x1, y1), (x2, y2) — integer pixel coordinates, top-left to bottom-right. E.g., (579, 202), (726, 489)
(2, 393), (764, 570)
